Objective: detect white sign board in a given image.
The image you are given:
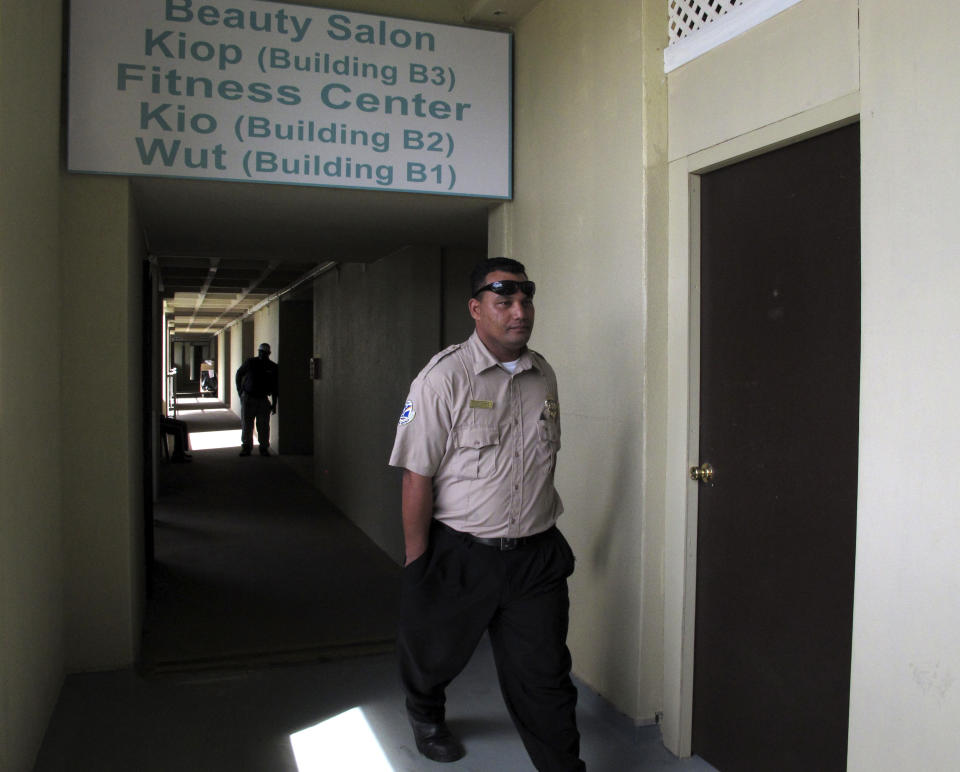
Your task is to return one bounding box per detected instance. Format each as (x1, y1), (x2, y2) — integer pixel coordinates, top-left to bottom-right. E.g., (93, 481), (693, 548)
(68, 0), (512, 198)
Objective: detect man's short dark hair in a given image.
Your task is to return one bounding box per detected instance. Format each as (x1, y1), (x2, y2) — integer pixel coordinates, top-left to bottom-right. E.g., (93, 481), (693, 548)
(470, 257), (527, 296)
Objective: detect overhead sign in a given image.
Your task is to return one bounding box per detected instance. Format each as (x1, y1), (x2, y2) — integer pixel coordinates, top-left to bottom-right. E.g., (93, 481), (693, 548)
(68, 0), (512, 198)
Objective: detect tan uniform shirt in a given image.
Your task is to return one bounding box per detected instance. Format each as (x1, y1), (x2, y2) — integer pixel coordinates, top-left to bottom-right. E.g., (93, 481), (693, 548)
(389, 331), (563, 539)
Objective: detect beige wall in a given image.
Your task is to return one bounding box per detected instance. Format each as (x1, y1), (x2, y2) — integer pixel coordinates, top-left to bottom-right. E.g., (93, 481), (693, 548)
(491, 0), (669, 720)
(2, 0), (146, 760)
(0, 0), (66, 768)
(667, 0), (859, 162)
(850, 1), (960, 767)
(217, 327), (231, 406)
(60, 174), (145, 672)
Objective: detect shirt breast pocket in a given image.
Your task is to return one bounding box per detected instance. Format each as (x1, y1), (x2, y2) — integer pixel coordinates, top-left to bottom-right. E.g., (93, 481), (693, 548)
(537, 419), (560, 472)
(452, 425), (500, 479)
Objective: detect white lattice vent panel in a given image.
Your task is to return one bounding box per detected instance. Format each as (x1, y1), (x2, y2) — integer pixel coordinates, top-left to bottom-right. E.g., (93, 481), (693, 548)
(669, 0), (747, 46)
(665, 0), (803, 71)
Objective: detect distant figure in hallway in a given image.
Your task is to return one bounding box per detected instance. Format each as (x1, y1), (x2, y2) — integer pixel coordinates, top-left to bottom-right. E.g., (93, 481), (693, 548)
(199, 360), (217, 396)
(235, 342), (278, 457)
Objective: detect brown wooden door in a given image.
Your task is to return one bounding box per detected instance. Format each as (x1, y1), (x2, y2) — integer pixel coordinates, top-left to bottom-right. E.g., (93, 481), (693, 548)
(692, 124), (860, 771)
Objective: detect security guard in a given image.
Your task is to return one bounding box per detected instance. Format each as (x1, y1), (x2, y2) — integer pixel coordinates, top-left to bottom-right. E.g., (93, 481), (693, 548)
(390, 257), (584, 771)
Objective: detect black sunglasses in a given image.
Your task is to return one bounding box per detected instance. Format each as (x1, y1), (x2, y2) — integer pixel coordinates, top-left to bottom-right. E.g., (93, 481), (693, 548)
(472, 280), (536, 298)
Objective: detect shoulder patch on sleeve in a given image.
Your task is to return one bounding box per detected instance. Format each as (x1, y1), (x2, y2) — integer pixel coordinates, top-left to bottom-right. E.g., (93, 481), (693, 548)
(398, 400), (416, 425)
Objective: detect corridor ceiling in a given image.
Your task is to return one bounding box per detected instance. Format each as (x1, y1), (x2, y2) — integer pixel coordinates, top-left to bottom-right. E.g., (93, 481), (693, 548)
(144, 177), (495, 338)
(141, 0), (540, 340)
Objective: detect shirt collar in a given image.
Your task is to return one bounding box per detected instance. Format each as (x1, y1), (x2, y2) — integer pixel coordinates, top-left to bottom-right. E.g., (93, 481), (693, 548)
(465, 331), (538, 375)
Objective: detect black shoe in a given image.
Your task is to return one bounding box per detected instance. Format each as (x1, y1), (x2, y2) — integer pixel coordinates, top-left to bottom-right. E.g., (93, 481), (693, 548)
(259, 447), (271, 456)
(408, 717), (465, 763)
(239, 448), (251, 456)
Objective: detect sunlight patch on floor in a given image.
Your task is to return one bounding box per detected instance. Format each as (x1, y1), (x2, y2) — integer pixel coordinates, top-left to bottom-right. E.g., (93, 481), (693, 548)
(290, 708), (394, 771)
(176, 399), (226, 411)
(188, 429), (242, 450)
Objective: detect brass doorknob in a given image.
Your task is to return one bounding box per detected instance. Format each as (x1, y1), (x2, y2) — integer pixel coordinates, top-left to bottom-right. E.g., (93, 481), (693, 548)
(690, 462), (714, 483)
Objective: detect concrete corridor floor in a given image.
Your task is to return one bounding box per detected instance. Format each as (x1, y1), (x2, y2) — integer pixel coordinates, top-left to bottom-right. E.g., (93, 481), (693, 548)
(34, 398), (715, 771)
(142, 401), (401, 671)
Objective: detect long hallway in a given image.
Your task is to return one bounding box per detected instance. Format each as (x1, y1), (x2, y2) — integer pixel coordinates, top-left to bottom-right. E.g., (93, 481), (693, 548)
(143, 399), (400, 672)
(34, 402), (714, 771)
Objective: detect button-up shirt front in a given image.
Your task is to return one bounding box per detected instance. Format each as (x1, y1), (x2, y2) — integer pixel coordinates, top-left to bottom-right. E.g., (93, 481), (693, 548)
(389, 332), (563, 539)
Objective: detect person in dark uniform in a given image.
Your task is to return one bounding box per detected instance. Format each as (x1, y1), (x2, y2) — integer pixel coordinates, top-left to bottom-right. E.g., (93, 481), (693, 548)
(389, 257), (584, 771)
(235, 342), (278, 456)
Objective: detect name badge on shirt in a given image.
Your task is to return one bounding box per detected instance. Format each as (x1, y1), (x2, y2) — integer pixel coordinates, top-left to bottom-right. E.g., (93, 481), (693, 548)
(469, 399), (494, 409)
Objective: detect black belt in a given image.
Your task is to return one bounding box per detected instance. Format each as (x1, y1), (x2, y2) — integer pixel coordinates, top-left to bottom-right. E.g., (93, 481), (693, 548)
(439, 522), (556, 551)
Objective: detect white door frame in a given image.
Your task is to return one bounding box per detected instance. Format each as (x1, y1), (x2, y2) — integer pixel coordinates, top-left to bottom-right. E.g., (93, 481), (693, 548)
(660, 93), (860, 757)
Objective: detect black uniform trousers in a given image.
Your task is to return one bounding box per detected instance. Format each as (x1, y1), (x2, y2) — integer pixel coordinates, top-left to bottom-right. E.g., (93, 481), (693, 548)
(398, 520), (585, 772)
(239, 393), (272, 451)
